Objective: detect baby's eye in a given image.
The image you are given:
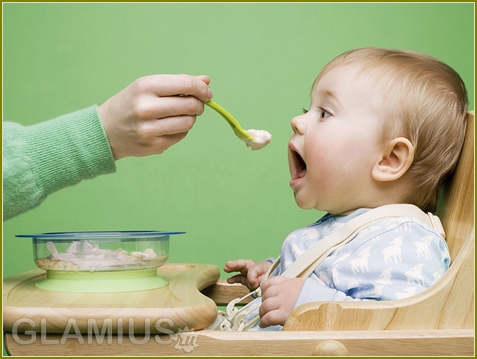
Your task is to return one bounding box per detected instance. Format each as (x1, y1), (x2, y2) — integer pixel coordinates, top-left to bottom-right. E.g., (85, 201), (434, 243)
(319, 108), (332, 119)
(302, 107), (309, 114)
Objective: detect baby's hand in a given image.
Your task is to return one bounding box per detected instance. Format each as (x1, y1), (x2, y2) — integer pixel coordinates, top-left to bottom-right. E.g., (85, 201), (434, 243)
(258, 276), (305, 328)
(224, 259), (272, 290)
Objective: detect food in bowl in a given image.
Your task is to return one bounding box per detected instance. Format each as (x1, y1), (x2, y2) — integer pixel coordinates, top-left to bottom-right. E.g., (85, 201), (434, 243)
(17, 231), (184, 272)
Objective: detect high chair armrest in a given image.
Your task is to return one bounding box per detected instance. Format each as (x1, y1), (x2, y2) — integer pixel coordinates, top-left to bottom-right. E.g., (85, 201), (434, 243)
(202, 280), (252, 306)
(284, 300), (398, 331)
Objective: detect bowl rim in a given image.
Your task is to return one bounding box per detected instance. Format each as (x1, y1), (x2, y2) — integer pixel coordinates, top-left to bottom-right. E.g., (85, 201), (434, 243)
(16, 230), (185, 240)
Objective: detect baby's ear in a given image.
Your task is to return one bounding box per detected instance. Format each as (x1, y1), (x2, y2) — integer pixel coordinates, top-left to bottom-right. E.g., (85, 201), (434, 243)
(372, 137), (415, 182)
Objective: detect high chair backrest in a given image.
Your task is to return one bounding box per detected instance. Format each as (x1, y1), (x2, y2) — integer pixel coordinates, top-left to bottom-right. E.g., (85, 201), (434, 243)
(439, 111), (474, 259)
(284, 111), (475, 331)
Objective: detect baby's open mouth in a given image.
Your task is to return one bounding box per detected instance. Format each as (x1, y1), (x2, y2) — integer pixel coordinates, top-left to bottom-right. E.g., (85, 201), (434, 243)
(290, 148), (307, 180)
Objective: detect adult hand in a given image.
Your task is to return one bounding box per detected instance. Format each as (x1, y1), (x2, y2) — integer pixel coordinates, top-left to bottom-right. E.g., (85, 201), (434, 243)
(98, 74), (213, 160)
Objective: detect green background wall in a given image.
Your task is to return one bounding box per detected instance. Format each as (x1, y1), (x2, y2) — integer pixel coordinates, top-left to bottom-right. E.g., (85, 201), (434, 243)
(2, 3), (474, 280)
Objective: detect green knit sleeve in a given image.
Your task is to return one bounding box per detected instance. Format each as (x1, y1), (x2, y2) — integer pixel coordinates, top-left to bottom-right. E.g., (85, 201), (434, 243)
(2, 106), (116, 220)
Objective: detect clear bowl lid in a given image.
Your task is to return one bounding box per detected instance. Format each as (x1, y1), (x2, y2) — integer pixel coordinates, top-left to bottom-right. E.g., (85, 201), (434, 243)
(16, 230), (185, 240)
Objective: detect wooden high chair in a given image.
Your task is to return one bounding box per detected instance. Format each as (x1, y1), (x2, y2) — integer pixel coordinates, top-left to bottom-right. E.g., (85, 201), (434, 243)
(3, 113), (473, 356)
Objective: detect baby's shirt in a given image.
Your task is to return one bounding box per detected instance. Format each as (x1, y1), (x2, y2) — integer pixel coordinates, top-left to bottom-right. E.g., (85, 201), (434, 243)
(249, 208), (450, 331)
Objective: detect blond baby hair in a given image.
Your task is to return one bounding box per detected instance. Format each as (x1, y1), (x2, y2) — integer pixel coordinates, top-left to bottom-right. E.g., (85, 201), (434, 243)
(315, 47), (468, 212)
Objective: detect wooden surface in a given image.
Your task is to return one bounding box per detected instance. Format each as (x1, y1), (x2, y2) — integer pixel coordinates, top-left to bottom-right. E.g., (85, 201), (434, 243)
(3, 263), (220, 334)
(4, 329), (474, 356)
(440, 111), (475, 259)
(201, 279), (251, 306)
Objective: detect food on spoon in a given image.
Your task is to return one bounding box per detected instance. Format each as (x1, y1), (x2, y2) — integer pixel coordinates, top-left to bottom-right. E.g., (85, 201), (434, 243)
(243, 129), (272, 150)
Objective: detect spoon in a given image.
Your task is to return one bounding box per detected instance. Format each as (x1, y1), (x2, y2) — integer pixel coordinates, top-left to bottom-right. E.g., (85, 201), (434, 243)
(205, 100), (256, 141)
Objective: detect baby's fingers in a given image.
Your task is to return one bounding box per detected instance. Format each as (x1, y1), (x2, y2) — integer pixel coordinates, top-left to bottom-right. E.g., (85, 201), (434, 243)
(259, 297), (286, 328)
(223, 259), (255, 273)
(226, 274), (249, 286)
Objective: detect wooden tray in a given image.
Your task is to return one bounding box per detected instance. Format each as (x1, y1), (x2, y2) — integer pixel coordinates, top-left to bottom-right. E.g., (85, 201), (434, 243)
(3, 263), (220, 334)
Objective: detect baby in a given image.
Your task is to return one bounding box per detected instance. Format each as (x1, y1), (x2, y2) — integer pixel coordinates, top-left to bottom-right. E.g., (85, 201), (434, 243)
(224, 47), (468, 331)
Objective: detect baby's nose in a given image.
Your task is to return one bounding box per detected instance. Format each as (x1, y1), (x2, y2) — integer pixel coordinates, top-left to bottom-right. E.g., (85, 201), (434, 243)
(291, 115), (305, 134)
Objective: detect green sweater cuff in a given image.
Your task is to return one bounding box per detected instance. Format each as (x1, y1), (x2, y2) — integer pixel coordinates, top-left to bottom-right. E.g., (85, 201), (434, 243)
(24, 106), (116, 195)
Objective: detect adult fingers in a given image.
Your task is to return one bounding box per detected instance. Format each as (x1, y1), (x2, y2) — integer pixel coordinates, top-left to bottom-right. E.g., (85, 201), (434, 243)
(139, 115), (197, 137)
(135, 95), (207, 120)
(137, 74), (213, 102)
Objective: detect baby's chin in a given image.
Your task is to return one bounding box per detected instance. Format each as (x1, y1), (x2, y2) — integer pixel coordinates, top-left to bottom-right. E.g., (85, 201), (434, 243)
(292, 193), (316, 210)
(293, 194), (333, 213)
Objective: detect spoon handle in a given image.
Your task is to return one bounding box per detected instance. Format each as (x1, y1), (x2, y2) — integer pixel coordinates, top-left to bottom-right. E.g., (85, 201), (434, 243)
(205, 100), (255, 140)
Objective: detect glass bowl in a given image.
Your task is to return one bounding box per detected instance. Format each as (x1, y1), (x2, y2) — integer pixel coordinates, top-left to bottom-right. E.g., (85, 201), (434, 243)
(16, 231), (185, 292)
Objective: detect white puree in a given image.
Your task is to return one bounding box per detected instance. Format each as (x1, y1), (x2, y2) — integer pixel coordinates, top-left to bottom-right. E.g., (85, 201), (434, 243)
(36, 240), (164, 271)
(243, 129), (272, 150)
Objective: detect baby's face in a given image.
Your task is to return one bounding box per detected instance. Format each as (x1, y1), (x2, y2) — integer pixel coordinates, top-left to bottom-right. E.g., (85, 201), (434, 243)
(288, 64), (385, 215)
